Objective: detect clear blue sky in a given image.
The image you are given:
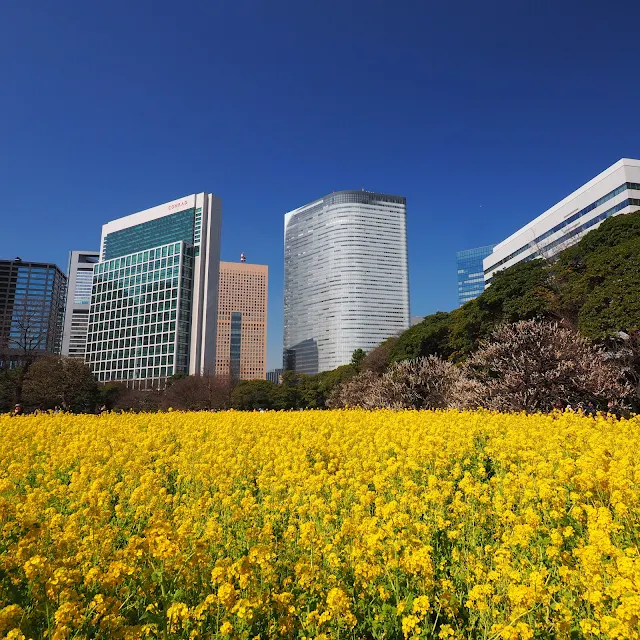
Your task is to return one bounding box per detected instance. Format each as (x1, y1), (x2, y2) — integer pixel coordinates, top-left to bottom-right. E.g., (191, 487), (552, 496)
(2, 0), (639, 369)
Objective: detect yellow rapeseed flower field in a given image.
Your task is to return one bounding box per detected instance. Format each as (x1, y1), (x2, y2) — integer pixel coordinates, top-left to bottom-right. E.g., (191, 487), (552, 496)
(1, 410), (639, 640)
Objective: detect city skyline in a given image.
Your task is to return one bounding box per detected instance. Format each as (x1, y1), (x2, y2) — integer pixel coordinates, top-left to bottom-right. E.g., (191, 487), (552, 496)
(2, 1), (640, 369)
(17, 154), (638, 383)
(5, 158), (640, 372)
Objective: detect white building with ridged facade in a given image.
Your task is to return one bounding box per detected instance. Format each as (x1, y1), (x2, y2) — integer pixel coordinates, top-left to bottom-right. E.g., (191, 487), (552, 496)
(484, 158), (640, 284)
(283, 190), (409, 374)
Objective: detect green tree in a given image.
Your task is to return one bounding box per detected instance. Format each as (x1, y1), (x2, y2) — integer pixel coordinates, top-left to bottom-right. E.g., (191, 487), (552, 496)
(350, 348), (366, 372)
(279, 370), (302, 409)
(448, 259), (557, 358)
(298, 365), (356, 408)
(361, 337), (397, 373)
(553, 213), (640, 337)
(0, 367), (22, 412)
(230, 380), (282, 410)
(388, 211), (640, 365)
(479, 259), (555, 322)
(22, 357), (98, 412)
(390, 312), (454, 362)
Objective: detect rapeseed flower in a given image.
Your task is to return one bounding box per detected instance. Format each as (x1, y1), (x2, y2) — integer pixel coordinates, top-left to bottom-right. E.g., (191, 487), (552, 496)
(1, 409), (639, 638)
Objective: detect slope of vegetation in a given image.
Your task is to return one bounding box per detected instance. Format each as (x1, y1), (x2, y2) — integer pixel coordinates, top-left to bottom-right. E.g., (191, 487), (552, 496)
(392, 209), (640, 362)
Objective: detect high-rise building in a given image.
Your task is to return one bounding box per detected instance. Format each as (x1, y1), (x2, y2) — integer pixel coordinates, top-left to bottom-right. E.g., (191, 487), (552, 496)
(484, 158), (640, 284)
(215, 259), (268, 380)
(284, 190), (409, 375)
(0, 258), (66, 367)
(61, 251), (100, 359)
(456, 245), (495, 306)
(86, 193), (222, 388)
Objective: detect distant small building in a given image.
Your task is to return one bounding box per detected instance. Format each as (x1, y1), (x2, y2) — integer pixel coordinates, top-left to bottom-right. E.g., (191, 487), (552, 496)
(266, 368), (283, 384)
(61, 251), (99, 359)
(456, 245), (495, 306)
(410, 316), (424, 326)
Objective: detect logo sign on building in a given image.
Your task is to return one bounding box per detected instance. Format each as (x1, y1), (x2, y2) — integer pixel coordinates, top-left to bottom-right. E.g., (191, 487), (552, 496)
(168, 200), (189, 212)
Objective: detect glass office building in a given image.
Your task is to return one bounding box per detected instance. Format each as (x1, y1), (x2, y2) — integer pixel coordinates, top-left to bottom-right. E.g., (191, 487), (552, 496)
(61, 251), (100, 358)
(456, 245), (495, 306)
(86, 193), (222, 388)
(284, 190), (409, 375)
(266, 368), (283, 384)
(0, 259), (66, 367)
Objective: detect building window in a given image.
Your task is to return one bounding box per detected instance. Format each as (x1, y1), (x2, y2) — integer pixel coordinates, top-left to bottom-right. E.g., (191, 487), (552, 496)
(230, 311), (242, 380)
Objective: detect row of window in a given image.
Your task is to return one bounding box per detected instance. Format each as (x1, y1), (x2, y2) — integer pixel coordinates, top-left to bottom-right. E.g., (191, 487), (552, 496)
(88, 332), (178, 350)
(99, 241), (189, 272)
(91, 353), (175, 367)
(91, 295), (181, 317)
(95, 367), (176, 381)
(98, 254), (182, 278)
(90, 309), (177, 331)
(89, 339), (177, 354)
(89, 320), (177, 339)
(89, 316), (189, 339)
(91, 300), (179, 319)
(93, 270), (183, 298)
(487, 199), (640, 283)
(486, 184), (640, 274)
(103, 211), (194, 261)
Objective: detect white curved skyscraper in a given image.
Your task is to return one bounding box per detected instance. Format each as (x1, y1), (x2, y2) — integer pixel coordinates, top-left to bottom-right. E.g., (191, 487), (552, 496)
(283, 190), (409, 374)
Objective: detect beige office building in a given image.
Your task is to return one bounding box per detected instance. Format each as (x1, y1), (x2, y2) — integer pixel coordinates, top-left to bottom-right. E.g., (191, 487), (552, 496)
(216, 259), (268, 380)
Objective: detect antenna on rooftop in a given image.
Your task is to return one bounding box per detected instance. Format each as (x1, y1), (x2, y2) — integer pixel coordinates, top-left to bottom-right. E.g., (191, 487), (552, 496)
(240, 252), (246, 263)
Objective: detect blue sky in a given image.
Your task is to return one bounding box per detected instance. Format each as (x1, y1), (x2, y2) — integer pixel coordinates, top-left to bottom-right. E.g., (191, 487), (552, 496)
(2, 0), (639, 369)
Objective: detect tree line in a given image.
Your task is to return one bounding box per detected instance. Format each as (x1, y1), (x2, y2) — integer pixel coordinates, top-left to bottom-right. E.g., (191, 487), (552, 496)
(329, 320), (640, 414)
(0, 358), (358, 414)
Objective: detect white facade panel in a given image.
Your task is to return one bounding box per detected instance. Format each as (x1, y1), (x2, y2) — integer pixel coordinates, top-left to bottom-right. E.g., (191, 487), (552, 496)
(484, 159), (640, 282)
(61, 250), (100, 359)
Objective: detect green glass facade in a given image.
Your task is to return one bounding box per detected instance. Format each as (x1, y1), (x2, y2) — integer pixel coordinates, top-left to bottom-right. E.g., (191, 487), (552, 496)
(102, 208), (196, 261)
(86, 241), (193, 383)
